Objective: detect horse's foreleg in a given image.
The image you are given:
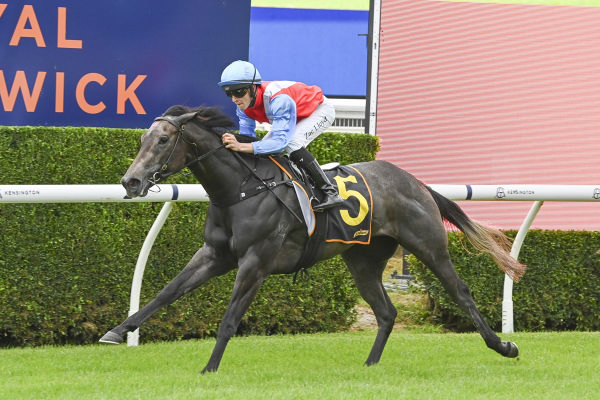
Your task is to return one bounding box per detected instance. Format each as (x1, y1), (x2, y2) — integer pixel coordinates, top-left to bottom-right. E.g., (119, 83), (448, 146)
(99, 245), (233, 344)
(201, 264), (266, 374)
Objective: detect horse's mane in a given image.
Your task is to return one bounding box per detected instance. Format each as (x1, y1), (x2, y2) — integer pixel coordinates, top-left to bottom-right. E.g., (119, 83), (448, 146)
(162, 105), (258, 143)
(163, 105), (234, 129)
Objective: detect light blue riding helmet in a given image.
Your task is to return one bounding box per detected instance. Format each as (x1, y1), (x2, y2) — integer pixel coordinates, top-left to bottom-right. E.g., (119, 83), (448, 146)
(218, 60), (262, 88)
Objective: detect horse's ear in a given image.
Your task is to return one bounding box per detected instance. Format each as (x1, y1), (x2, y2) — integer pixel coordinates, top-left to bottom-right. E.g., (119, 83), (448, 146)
(176, 111), (200, 125)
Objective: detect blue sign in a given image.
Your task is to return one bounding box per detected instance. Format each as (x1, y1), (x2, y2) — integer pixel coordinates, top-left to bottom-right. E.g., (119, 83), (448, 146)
(250, 7), (368, 98)
(0, 1), (250, 128)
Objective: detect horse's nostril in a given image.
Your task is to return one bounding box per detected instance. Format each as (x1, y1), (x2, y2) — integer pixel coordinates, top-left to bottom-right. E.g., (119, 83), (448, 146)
(122, 177), (140, 189)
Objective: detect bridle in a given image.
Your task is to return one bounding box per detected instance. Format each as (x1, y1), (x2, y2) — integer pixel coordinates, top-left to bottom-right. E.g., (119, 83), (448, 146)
(149, 113), (226, 185)
(148, 112), (304, 224)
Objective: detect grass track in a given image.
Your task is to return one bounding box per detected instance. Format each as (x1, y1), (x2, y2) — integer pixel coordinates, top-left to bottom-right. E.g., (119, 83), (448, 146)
(2, 331), (600, 399)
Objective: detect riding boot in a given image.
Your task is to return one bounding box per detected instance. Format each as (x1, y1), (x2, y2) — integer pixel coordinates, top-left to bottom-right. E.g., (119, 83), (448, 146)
(290, 148), (344, 211)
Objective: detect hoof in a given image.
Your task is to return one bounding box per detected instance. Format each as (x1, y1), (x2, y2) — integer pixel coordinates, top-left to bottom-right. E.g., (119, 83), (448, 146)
(99, 331), (123, 344)
(201, 366), (217, 375)
(502, 341), (519, 358)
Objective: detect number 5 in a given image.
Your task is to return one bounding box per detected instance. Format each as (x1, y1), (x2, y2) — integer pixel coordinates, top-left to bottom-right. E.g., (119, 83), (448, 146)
(333, 175), (369, 226)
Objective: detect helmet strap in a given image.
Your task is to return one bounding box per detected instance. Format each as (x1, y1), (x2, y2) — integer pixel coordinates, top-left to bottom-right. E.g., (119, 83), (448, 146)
(248, 66), (258, 107)
(249, 84), (257, 107)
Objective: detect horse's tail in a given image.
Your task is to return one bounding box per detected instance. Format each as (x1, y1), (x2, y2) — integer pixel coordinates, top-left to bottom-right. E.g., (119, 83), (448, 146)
(425, 186), (526, 282)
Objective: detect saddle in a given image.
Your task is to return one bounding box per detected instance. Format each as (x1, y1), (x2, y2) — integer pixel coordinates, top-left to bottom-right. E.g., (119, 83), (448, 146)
(269, 155), (374, 270)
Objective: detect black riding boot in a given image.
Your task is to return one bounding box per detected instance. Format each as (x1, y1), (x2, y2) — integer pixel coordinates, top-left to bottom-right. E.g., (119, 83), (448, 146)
(290, 148), (343, 211)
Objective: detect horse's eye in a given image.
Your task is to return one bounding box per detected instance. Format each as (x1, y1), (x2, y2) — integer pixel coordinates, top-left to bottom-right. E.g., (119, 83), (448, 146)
(159, 136), (169, 144)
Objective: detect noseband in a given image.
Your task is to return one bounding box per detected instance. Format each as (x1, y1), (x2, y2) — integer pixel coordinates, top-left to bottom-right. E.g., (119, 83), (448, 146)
(150, 114), (226, 184)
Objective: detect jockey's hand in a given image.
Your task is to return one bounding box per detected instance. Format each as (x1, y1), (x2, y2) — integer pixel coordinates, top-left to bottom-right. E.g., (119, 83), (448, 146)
(222, 133), (254, 153)
(222, 132), (239, 149)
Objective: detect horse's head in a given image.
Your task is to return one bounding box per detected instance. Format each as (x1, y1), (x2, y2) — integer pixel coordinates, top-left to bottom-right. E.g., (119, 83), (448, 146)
(121, 106), (233, 198)
(121, 111), (198, 197)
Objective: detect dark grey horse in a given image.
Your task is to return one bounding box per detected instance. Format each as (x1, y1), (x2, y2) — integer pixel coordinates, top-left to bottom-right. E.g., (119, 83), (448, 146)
(100, 105), (525, 374)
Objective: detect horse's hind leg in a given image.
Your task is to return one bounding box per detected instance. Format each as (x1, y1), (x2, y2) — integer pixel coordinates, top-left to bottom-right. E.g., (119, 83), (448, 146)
(99, 244), (234, 344)
(342, 237), (399, 366)
(403, 232), (518, 358)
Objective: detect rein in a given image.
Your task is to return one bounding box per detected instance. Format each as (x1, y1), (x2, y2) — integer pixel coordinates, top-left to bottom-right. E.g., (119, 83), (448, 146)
(228, 150), (304, 224)
(152, 114), (304, 224)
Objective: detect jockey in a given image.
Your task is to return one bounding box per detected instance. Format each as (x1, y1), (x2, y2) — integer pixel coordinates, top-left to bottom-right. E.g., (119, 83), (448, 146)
(218, 60), (343, 211)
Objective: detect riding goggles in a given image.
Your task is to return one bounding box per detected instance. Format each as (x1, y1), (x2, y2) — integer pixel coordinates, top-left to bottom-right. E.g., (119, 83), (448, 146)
(224, 86), (250, 98)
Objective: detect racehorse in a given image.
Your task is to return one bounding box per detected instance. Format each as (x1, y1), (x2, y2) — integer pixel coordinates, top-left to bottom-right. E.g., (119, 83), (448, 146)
(100, 105), (526, 374)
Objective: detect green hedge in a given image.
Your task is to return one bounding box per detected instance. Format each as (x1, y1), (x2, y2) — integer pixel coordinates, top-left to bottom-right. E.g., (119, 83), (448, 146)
(408, 230), (600, 332)
(0, 125), (379, 346)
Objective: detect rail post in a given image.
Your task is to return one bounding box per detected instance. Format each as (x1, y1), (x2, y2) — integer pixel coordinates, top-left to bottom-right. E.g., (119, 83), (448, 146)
(502, 200), (544, 333)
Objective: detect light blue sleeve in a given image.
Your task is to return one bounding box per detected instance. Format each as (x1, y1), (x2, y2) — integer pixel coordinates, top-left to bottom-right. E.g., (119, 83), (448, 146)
(252, 94), (296, 155)
(236, 107), (257, 137)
